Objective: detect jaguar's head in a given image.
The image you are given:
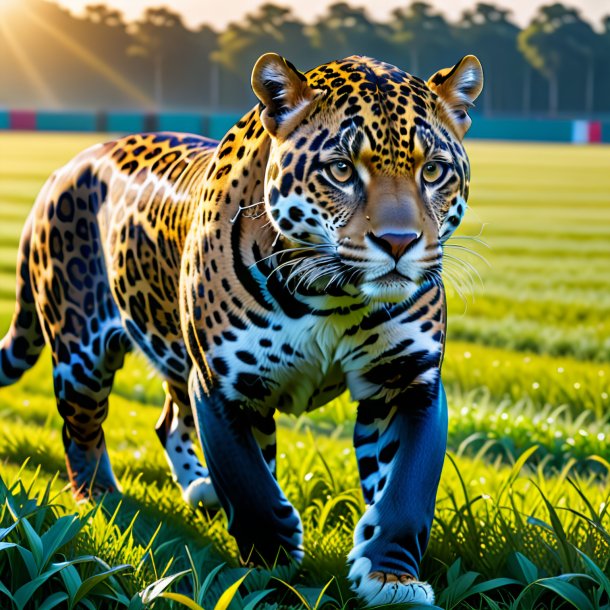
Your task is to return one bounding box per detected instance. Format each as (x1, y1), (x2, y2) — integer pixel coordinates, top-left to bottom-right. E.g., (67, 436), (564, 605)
(252, 53), (483, 302)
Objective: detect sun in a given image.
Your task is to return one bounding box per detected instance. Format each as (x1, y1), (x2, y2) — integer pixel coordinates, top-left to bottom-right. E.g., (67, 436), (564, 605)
(0, 0), (16, 12)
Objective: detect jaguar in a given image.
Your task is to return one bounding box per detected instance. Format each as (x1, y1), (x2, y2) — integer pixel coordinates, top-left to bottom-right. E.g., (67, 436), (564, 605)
(0, 52), (483, 605)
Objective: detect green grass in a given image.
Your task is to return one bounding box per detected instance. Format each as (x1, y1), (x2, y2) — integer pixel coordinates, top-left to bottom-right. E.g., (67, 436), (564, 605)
(0, 133), (609, 609)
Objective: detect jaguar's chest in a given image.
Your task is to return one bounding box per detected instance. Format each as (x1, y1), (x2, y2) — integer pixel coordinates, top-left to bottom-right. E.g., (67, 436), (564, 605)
(207, 291), (443, 415)
(210, 307), (366, 416)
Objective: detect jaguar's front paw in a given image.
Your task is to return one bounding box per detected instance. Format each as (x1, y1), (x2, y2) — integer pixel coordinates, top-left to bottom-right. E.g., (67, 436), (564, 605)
(182, 474), (220, 510)
(65, 439), (121, 502)
(349, 557), (435, 606)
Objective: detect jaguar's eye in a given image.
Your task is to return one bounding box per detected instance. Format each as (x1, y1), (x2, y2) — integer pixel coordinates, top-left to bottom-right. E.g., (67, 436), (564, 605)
(326, 160), (354, 184)
(422, 161), (447, 185)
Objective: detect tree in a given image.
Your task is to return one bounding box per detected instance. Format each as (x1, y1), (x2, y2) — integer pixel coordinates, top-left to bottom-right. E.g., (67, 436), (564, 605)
(213, 4), (314, 109)
(389, 2), (456, 77)
(130, 7), (217, 110)
(308, 3), (393, 67)
(519, 3), (599, 114)
(598, 16), (610, 114)
(457, 3), (527, 115)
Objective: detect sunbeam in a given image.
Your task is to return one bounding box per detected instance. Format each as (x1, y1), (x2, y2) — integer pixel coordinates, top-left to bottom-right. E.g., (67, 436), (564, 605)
(22, 6), (155, 108)
(0, 19), (60, 107)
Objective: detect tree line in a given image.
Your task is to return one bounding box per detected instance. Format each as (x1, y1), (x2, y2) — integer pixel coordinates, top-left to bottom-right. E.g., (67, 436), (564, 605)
(1, 0), (609, 116)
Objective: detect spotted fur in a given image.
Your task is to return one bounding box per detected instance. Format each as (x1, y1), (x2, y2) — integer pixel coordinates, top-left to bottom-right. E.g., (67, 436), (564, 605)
(0, 53), (483, 605)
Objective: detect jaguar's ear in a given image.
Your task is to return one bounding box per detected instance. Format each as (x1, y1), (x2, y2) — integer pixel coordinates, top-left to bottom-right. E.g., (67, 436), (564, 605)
(252, 53), (322, 139)
(427, 55), (483, 139)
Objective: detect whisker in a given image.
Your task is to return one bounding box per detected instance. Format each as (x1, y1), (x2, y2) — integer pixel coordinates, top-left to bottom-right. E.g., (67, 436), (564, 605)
(448, 235), (489, 248)
(285, 256), (336, 288)
(441, 267), (469, 309)
(443, 261), (477, 298)
(443, 259), (478, 293)
(250, 244), (332, 268)
(444, 253), (484, 286)
(267, 256), (307, 277)
(444, 243), (491, 267)
(293, 259), (341, 291)
(230, 200), (265, 224)
(305, 264), (342, 289)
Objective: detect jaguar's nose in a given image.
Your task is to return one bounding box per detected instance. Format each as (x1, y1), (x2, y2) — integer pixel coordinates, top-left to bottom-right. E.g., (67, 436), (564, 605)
(368, 231), (420, 260)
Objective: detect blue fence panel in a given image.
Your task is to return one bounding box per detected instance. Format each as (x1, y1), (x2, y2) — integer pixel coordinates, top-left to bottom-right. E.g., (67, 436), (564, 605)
(469, 117), (574, 142)
(36, 111), (97, 132)
(208, 113), (242, 140)
(4, 109), (608, 143)
(106, 112), (148, 134)
(157, 112), (204, 134)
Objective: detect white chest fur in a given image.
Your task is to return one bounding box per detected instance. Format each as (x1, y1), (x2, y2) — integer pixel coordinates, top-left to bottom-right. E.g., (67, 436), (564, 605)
(211, 292), (440, 415)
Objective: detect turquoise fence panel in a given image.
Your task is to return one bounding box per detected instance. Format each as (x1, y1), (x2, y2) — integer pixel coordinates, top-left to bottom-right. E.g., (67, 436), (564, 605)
(601, 122), (610, 144)
(0, 110), (9, 129)
(208, 113), (242, 140)
(469, 117), (573, 142)
(36, 111), (96, 131)
(157, 112), (204, 134)
(106, 112), (147, 133)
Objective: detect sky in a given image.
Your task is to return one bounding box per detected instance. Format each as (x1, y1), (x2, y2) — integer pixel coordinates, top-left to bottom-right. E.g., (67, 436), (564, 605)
(54, 0), (610, 30)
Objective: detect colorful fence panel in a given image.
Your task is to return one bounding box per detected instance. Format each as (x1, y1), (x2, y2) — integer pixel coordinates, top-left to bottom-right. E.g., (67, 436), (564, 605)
(0, 109), (608, 143)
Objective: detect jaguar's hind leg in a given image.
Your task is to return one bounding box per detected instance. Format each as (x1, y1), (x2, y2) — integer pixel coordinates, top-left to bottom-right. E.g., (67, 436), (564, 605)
(155, 383), (219, 509)
(53, 325), (130, 500)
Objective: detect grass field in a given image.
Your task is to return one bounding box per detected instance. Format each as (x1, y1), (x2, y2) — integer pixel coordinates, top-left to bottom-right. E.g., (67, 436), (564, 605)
(0, 132), (609, 609)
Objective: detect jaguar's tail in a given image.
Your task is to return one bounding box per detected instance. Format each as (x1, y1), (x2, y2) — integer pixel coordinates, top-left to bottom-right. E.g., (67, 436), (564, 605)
(0, 213), (45, 387)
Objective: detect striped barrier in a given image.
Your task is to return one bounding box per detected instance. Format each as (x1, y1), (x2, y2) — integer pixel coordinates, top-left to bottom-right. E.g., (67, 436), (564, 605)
(571, 120), (602, 144)
(0, 109), (608, 143)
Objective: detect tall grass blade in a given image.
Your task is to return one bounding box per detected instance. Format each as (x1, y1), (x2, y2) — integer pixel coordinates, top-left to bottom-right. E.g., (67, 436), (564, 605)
(214, 570), (251, 610)
(37, 591), (69, 610)
(160, 592), (205, 610)
(535, 575), (596, 610)
(139, 569), (190, 604)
